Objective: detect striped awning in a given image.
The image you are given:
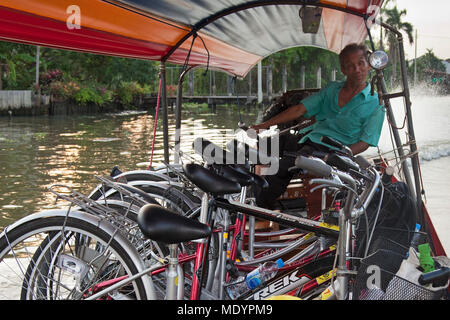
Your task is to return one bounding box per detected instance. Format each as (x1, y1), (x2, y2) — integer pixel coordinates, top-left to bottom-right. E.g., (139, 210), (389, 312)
(0, 0), (384, 77)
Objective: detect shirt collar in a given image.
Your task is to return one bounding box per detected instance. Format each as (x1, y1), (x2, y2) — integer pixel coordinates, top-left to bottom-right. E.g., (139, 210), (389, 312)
(338, 81), (371, 99)
(360, 82), (371, 98)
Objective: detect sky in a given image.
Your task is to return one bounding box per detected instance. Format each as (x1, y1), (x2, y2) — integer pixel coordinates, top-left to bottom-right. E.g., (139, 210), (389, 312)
(381, 0), (450, 60)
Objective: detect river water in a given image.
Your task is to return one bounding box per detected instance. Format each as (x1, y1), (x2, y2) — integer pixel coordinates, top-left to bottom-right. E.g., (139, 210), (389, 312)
(0, 94), (449, 253)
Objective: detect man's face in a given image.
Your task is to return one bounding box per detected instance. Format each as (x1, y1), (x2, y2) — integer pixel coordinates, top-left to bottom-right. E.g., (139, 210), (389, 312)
(340, 50), (370, 84)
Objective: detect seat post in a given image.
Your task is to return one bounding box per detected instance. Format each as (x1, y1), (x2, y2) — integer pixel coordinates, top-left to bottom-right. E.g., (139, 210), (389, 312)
(166, 243), (179, 300)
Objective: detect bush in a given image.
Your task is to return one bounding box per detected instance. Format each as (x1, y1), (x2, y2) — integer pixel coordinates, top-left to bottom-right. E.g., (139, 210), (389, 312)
(39, 68), (150, 108)
(115, 81), (150, 107)
(72, 84), (113, 106)
(39, 69), (63, 95)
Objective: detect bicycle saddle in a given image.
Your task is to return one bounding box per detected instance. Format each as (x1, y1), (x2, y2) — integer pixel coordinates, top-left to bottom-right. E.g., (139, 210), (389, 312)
(212, 164), (254, 187)
(229, 164), (269, 189)
(193, 137), (234, 164)
(183, 163), (242, 195)
(137, 204), (211, 244)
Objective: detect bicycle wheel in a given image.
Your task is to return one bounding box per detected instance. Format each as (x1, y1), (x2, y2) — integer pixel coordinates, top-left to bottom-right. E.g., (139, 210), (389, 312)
(0, 212), (148, 300)
(92, 181), (200, 216)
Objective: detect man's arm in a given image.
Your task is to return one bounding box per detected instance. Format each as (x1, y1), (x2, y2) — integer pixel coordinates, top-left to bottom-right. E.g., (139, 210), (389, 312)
(251, 103), (307, 131)
(349, 141), (369, 155)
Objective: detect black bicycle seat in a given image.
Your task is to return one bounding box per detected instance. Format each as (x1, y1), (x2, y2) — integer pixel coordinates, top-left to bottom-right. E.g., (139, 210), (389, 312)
(183, 163), (242, 195)
(212, 164), (255, 187)
(138, 204), (211, 244)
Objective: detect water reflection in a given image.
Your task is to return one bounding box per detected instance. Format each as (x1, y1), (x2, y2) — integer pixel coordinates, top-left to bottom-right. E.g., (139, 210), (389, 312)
(0, 107), (258, 228)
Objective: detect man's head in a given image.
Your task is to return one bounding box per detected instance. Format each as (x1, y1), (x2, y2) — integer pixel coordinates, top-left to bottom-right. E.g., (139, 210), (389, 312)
(339, 43), (370, 85)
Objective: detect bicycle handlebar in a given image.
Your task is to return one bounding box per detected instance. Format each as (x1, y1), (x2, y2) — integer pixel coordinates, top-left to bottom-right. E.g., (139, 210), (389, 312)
(321, 136), (353, 157)
(418, 267), (450, 286)
(294, 155), (332, 178)
(354, 155), (371, 170)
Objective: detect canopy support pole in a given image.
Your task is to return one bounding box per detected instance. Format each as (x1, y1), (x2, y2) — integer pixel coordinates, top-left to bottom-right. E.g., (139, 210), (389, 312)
(160, 62), (170, 164)
(381, 22), (423, 220)
(397, 32), (423, 219)
(174, 66), (195, 164)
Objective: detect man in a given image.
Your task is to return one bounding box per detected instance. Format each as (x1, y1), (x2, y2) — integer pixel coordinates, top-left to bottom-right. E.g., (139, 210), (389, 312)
(251, 43), (385, 209)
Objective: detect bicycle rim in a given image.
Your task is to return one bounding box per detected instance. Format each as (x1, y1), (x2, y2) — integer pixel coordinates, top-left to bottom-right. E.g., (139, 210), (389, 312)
(0, 216), (147, 300)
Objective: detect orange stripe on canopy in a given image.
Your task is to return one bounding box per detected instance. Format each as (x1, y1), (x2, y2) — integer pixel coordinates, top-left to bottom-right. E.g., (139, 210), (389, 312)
(1, 0), (261, 76)
(0, 0), (384, 77)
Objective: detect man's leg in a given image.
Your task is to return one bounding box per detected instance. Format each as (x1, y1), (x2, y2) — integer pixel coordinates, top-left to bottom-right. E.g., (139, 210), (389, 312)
(254, 139), (330, 209)
(254, 155), (296, 209)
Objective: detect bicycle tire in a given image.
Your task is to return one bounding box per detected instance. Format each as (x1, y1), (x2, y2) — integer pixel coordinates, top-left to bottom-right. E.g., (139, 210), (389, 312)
(0, 213), (148, 300)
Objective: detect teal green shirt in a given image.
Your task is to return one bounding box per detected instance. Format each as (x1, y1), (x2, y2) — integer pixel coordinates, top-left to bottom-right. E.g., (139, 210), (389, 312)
(299, 81), (385, 149)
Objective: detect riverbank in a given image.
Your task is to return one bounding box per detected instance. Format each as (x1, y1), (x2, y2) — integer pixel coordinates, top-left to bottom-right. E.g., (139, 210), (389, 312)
(0, 100), (147, 117)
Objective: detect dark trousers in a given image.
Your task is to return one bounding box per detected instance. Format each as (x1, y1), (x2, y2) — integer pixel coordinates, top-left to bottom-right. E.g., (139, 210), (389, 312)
(254, 138), (330, 209)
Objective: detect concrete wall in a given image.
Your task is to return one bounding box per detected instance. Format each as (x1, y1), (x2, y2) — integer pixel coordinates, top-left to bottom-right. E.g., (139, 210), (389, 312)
(0, 90), (33, 110)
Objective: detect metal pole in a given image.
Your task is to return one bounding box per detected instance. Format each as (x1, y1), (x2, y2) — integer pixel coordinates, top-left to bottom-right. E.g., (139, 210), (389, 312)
(316, 66), (321, 88)
(160, 62), (170, 164)
(257, 61), (263, 104)
(380, 21), (423, 219)
(248, 69), (252, 101)
(282, 64), (287, 93)
(35, 46), (40, 87)
(174, 66), (196, 164)
(379, 75), (415, 199)
(300, 65), (305, 89)
(35, 46), (41, 107)
(414, 29), (417, 87)
(397, 33), (423, 218)
(174, 69), (184, 164)
(267, 64), (273, 102)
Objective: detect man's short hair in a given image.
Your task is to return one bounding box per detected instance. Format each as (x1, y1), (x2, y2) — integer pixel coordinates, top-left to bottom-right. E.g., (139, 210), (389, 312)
(339, 43), (369, 67)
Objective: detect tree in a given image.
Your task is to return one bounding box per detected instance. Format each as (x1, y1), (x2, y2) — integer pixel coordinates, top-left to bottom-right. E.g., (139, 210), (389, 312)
(0, 42), (35, 90)
(409, 49), (446, 83)
(382, 6), (414, 85)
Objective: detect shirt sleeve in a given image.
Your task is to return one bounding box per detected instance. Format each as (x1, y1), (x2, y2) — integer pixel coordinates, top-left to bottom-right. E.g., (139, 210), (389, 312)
(359, 102), (385, 147)
(301, 85), (329, 119)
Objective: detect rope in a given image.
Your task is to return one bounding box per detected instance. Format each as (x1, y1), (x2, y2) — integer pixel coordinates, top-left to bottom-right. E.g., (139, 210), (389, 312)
(197, 33), (211, 75)
(181, 32), (198, 76)
(148, 74), (162, 170)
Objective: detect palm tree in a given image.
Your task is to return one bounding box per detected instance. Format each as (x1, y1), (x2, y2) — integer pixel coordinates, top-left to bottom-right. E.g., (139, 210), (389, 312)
(382, 6), (414, 85)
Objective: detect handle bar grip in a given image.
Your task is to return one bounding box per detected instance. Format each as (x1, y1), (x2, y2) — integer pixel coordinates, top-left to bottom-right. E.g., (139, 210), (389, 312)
(354, 155), (371, 170)
(418, 267), (450, 286)
(321, 136), (344, 150)
(295, 156), (332, 177)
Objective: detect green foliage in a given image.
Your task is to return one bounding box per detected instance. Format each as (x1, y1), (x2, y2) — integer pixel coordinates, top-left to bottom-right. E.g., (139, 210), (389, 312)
(115, 81), (151, 107)
(73, 84), (113, 106)
(0, 42), (35, 89)
(380, 5), (414, 86)
(408, 49), (446, 83)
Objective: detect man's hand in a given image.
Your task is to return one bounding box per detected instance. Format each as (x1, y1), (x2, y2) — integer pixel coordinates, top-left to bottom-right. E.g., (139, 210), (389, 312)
(349, 141), (369, 155)
(249, 123), (267, 133)
(250, 104), (307, 133)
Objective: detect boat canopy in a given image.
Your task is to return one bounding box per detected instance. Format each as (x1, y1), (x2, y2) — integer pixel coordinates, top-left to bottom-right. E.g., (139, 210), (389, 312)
(0, 0), (384, 77)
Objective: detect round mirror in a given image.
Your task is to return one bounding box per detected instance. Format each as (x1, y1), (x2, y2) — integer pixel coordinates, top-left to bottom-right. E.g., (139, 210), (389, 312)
(369, 51), (389, 70)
